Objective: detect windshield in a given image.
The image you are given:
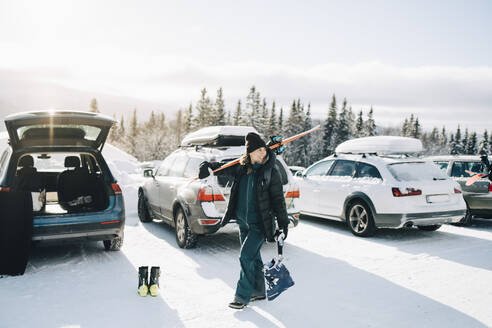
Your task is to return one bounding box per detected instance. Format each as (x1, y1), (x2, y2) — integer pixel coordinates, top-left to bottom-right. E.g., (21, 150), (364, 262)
(387, 161), (448, 182)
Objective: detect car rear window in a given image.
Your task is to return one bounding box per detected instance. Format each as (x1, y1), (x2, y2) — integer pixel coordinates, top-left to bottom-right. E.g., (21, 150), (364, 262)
(450, 161), (482, 178)
(17, 124), (102, 142)
(387, 162), (448, 181)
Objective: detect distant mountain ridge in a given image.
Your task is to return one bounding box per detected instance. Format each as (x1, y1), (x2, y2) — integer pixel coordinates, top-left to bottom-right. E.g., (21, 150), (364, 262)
(0, 70), (177, 130)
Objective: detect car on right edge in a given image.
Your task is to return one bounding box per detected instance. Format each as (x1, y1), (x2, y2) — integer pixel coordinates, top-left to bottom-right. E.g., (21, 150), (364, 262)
(295, 136), (466, 236)
(425, 155), (492, 225)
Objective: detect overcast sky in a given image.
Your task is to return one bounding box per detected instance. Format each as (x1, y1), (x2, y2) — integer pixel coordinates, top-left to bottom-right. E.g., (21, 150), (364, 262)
(0, 0), (491, 131)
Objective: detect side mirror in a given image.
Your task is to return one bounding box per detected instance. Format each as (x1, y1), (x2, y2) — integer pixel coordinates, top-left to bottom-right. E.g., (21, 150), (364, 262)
(144, 169), (154, 178)
(295, 171), (304, 178)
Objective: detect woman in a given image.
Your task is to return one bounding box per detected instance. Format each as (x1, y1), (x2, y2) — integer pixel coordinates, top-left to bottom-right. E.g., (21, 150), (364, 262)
(198, 132), (289, 309)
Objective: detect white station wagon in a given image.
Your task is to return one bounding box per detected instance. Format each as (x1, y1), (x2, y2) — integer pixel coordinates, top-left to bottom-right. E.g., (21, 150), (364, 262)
(296, 136), (466, 236)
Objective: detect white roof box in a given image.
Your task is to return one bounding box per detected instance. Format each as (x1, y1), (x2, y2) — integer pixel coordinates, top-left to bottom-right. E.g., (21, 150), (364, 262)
(335, 136), (423, 155)
(181, 126), (259, 147)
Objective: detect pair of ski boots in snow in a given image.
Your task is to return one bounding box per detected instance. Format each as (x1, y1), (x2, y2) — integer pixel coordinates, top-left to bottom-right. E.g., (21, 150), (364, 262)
(138, 266), (160, 297)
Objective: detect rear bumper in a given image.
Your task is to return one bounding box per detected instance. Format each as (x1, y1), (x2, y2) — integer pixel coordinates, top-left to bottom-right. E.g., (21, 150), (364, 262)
(32, 221), (123, 241)
(32, 195), (125, 241)
(375, 209), (466, 228)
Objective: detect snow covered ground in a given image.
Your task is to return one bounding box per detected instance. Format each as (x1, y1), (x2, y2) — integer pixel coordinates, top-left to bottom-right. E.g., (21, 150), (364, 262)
(1, 146), (492, 328)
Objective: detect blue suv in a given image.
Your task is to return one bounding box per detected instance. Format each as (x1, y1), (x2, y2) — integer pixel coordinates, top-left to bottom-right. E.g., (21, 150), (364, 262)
(0, 111), (125, 251)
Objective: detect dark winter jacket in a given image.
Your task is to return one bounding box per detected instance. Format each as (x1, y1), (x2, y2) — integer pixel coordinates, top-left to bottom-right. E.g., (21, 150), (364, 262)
(211, 148), (289, 242)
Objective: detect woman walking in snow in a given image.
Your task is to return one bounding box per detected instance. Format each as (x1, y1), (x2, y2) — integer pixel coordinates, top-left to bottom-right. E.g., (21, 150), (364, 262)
(198, 132), (290, 309)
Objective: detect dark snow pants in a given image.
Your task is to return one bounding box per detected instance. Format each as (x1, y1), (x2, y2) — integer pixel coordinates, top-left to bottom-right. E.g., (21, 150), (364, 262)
(234, 222), (265, 304)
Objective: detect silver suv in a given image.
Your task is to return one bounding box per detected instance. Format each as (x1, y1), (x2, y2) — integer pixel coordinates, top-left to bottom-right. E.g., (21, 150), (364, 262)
(137, 126), (300, 248)
(427, 155), (492, 225)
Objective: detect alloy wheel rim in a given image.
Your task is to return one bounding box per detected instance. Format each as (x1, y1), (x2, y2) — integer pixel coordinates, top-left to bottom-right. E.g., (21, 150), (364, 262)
(176, 212), (185, 242)
(349, 205), (368, 233)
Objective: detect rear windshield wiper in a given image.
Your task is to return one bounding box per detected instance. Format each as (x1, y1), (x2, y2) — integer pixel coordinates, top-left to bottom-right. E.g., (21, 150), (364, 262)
(433, 177), (446, 180)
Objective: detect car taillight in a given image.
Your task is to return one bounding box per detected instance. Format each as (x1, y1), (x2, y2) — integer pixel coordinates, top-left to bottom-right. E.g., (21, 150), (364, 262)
(285, 190), (300, 198)
(489, 183), (492, 193)
(454, 188), (462, 194)
(0, 187), (10, 192)
(111, 183), (122, 195)
(392, 187), (422, 197)
(198, 219), (220, 225)
(198, 187), (225, 202)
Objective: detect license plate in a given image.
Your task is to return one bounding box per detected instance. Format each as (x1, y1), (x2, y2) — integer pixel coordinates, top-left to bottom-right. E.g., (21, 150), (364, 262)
(426, 194), (450, 203)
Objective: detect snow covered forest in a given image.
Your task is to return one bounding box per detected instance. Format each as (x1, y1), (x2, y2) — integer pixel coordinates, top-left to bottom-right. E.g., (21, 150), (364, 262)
(90, 87), (492, 166)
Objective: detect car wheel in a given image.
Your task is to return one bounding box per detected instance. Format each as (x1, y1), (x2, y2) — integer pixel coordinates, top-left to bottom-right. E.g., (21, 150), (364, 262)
(174, 207), (197, 249)
(138, 190), (152, 223)
(417, 225), (441, 231)
(104, 232), (124, 251)
(460, 205), (473, 226)
(347, 201), (376, 237)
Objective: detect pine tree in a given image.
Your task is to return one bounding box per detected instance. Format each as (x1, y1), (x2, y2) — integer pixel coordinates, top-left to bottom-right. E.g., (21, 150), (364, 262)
(479, 130), (490, 154)
(428, 127), (440, 155)
(278, 107), (284, 134)
(195, 88), (213, 128)
(214, 87), (226, 126)
(440, 126), (448, 153)
(347, 106), (355, 137)
(245, 86), (261, 129)
(333, 98), (350, 146)
(267, 101), (277, 137)
(119, 114), (125, 137)
(449, 133), (459, 155)
(354, 110), (364, 138)
(226, 111), (232, 125)
(364, 106), (376, 136)
(455, 125), (463, 154)
(322, 95), (338, 156)
(466, 132), (478, 155)
(462, 128), (469, 155)
(184, 104), (194, 133)
(175, 109), (183, 144)
(233, 100), (242, 126)
(90, 98), (100, 113)
(283, 100), (304, 166)
(129, 108), (138, 156)
(401, 118), (409, 137)
(257, 98), (268, 135)
(412, 117), (421, 138)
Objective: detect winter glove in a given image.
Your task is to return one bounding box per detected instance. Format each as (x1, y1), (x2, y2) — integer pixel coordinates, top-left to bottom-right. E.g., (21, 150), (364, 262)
(198, 161), (211, 179)
(274, 226), (288, 241)
(267, 136), (286, 155)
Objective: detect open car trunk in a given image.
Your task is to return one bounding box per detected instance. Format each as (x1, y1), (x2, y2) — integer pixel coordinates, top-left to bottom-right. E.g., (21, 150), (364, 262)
(13, 152), (111, 215)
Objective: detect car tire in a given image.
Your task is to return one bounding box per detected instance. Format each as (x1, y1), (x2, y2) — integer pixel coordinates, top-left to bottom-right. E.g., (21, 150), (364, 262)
(104, 231), (124, 251)
(417, 225), (441, 231)
(346, 200), (376, 237)
(174, 207), (197, 249)
(460, 205), (473, 226)
(138, 190), (152, 223)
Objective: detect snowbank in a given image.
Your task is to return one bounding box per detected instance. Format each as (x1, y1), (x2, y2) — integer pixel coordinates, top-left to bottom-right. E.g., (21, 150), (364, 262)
(102, 143), (145, 226)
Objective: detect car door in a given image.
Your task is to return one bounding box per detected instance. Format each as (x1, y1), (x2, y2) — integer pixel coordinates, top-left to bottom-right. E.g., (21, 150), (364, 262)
(319, 160), (356, 217)
(350, 161), (384, 213)
(299, 160), (334, 215)
(159, 152), (188, 220)
(148, 154), (177, 217)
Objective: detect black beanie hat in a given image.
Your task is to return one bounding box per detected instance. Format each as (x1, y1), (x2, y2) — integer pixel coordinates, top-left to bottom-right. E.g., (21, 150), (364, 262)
(245, 132), (267, 153)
